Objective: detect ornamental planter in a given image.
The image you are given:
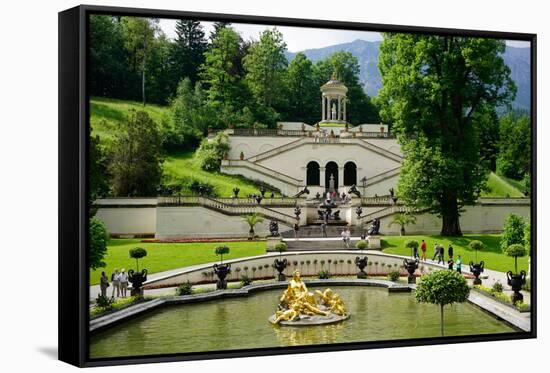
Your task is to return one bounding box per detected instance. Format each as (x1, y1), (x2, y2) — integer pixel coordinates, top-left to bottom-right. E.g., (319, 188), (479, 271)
(213, 263), (231, 290)
(128, 269), (148, 297)
(355, 256), (368, 279)
(469, 261), (485, 285)
(507, 270), (527, 304)
(403, 258), (419, 284)
(273, 258), (288, 281)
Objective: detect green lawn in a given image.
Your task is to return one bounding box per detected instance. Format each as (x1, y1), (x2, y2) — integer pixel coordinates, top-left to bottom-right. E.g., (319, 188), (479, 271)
(481, 172), (525, 198)
(90, 239), (266, 285)
(381, 234), (529, 273)
(319, 122), (347, 127)
(90, 96), (171, 141)
(163, 151), (280, 197)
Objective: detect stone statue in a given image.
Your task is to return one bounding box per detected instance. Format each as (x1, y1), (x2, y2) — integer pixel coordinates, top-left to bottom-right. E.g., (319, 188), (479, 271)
(367, 218), (381, 235)
(331, 103), (337, 120)
(293, 186), (310, 198)
(269, 220), (279, 236)
(348, 184), (361, 197)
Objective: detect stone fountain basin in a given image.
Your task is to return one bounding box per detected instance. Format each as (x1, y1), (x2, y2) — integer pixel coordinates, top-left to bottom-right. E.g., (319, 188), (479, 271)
(268, 312), (350, 326)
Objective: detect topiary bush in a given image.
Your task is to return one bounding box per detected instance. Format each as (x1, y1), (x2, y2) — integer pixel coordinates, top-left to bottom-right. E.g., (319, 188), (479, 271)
(415, 270), (470, 336)
(240, 275), (252, 286)
(215, 245), (230, 264)
(500, 214), (526, 251)
(129, 247), (147, 271)
(176, 281), (193, 296)
(505, 244), (527, 274)
(318, 270), (330, 279)
(90, 217), (108, 270)
(388, 270), (400, 282)
(356, 240), (368, 251)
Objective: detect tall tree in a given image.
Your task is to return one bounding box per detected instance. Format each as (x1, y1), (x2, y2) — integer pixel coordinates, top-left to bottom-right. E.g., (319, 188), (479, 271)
(284, 53), (319, 124)
(474, 104), (500, 172)
(316, 52), (379, 124)
(200, 27), (250, 128)
(243, 28), (288, 109)
(210, 21), (231, 41)
(89, 15), (128, 98)
(497, 111), (531, 180)
(170, 20), (207, 86)
(121, 17), (159, 106)
(378, 34), (516, 236)
(108, 110), (164, 196)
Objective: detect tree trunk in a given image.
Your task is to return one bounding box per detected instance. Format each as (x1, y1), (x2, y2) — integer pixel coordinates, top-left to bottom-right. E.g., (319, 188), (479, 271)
(440, 304), (445, 337)
(440, 191), (462, 236)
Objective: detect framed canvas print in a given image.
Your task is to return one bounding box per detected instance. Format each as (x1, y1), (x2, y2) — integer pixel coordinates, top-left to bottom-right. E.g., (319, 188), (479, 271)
(58, 4), (537, 367)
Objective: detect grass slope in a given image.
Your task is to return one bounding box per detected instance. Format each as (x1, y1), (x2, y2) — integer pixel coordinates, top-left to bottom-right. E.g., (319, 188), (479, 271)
(90, 239), (266, 285)
(90, 96), (170, 141)
(163, 151), (278, 197)
(481, 172), (524, 198)
(381, 234), (528, 273)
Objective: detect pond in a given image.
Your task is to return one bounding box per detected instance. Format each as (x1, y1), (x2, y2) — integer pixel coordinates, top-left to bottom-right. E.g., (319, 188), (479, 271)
(90, 286), (517, 358)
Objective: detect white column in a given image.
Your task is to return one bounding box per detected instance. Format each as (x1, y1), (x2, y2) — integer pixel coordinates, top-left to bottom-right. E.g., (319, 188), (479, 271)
(322, 95), (325, 121)
(320, 167), (326, 188)
(337, 96), (341, 121)
(338, 167), (344, 193)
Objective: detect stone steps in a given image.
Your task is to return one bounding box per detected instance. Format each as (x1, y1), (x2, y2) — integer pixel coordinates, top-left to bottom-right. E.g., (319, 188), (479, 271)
(281, 226), (366, 238)
(279, 238), (365, 251)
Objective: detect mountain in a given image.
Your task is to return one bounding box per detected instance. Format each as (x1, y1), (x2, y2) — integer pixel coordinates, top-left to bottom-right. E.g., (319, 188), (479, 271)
(286, 39), (530, 111)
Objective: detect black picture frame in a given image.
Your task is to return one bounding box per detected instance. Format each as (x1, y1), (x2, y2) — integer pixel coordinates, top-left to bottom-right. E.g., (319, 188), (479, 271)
(58, 4), (537, 367)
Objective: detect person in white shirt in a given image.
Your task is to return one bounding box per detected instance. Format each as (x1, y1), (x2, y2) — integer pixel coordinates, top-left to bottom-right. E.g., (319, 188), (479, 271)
(119, 269), (129, 298)
(341, 229), (351, 248)
(111, 269), (120, 298)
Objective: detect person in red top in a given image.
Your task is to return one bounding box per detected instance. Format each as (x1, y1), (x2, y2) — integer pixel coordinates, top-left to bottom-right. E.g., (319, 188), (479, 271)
(420, 239), (427, 261)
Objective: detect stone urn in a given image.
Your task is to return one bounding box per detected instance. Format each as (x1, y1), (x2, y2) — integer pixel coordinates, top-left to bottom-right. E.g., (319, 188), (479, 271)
(355, 256), (368, 279)
(213, 263), (231, 290)
(469, 261), (485, 285)
(403, 258), (419, 284)
(274, 258), (288, 281)
(128, 269), (148, 297)
(507, 270), (527, 304)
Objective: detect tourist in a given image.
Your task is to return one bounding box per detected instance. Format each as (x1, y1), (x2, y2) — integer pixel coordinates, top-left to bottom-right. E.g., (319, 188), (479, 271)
(360, 232), (366, 240)
(321, 222), (327, 238)
(413, 243), (419, 259)
(119, 269), (129, 298)
(447, 259), (454, 270)
(294, 222), (300, 240)
(341, 228), (351, 248)
(456, 255), (463, 274)
(420, 240), (427, 261)
(100, 271), (109, 298)
(432, 243), (439, 261)
(437, 245), (445, 264)
(448, 244), (454, 260)
(111, 269), (120, 298)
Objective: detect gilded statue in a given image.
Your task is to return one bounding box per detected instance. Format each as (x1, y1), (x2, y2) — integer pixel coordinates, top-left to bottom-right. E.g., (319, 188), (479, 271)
(271, 271), (348, 325)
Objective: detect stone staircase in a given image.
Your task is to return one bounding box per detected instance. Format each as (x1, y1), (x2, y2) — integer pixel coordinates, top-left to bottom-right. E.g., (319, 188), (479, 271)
(278, 237), (366, 251)
(280, 225), (365, 238)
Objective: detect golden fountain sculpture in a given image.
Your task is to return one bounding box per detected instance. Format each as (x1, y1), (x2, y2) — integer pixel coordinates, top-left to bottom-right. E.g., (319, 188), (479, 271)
(269, 270), (349, 326)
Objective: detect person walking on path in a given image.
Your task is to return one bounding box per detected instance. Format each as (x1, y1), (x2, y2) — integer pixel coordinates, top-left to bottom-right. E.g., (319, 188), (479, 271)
(294, 222), (300, 240)
(100, 271), (109, 298)
(420, 240), (427, 261)
(456, 255), (463, 274)
(447, 258), (454, 270)
(432, 243), (439, 261)
(448, 244), (454, 260)
(111, 269), (120, 298)
(437, 245), (445, 264)
(119, 269), (129, 298)
(321, 222), (327, 238)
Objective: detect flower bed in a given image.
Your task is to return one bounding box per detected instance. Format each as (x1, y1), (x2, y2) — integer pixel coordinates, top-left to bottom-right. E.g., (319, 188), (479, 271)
(472, 285), (530, 312)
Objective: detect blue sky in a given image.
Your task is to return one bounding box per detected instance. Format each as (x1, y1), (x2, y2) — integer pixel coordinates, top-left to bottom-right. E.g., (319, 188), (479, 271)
(159, 19), (530, 52)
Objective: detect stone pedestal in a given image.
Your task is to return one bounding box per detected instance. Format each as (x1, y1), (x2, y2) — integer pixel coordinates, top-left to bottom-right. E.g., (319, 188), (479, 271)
(266, 235), (283, 250)
(367, 235), (381, 249)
